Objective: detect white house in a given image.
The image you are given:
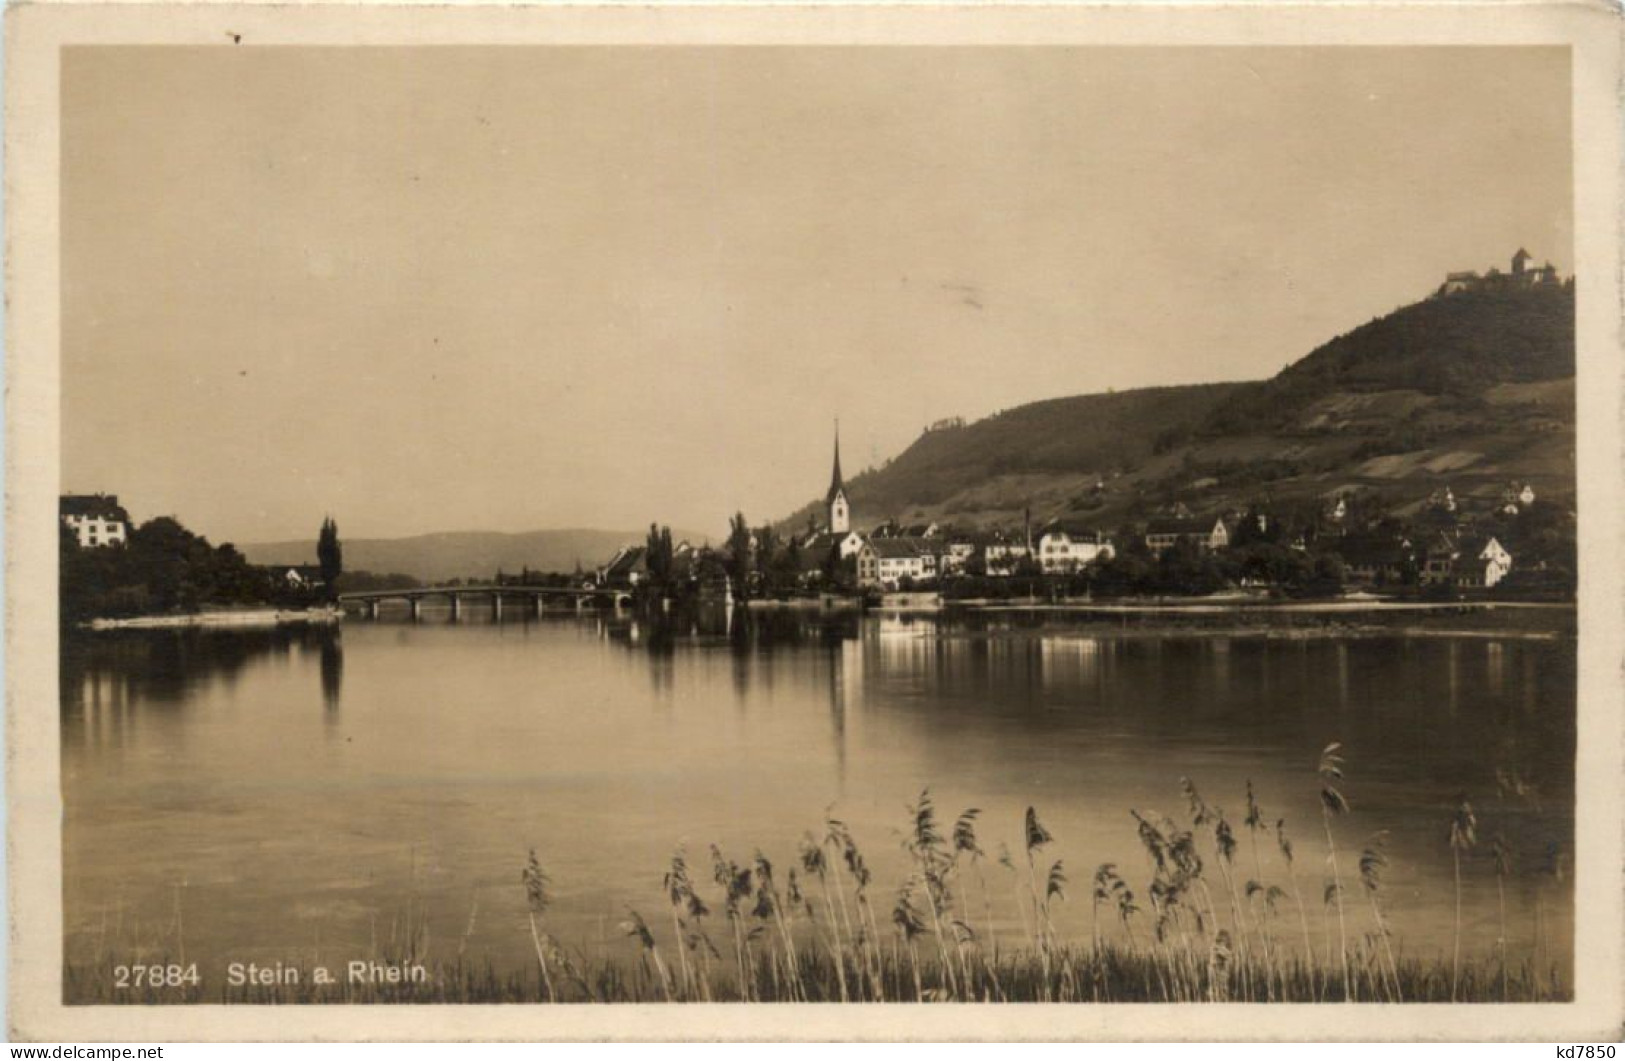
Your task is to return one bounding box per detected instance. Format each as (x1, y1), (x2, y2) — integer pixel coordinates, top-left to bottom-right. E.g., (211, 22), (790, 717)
(1423, 532), (1514, 589)
(1145, 516), (1229, 556)
(1499, 482), (1539, 515)
(598, 545), (649, 587)
(802, 529), (867, 562)
(281, 565), (326, 590)
(857, 538), (933, 588)
(1038, 524), (1116, 573)
(941, 538), (978, 574)
(60, 494), (130, 548)
(983, 536), (1033, 576)
(1455, 535), (1514, 589)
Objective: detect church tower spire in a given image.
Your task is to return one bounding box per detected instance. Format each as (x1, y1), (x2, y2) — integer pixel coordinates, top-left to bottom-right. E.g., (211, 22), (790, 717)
(825, 420), (850, 534)
(829, 420), (844, 496)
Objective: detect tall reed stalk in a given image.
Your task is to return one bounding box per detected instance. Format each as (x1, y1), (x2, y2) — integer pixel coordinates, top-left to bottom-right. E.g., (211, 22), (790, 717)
(1490, 832), (1512, 1003)
(1275, 817), (1319, 1001)
(1317, 743), (1352, 1000)
(1358, 832), (1403, 1001)
(521, 851), (557, 1002)
(1448, 797), (1478, 1002)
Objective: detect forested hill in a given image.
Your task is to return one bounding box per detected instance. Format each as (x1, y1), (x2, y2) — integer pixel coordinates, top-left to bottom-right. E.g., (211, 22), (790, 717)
(782, 280), (1575, 533)
(1199, 281), (1574, 434)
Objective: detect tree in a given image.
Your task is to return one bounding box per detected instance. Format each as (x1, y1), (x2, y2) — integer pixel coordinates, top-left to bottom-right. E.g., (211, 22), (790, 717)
(1303, 553), (1346, 598)
(317, 517), (343, 599)
(1153, 537), (1225, 596)
(60, 513), (292, 623)
(725, 512), (753, 597)
(753, 524), (781, 579)
(645, 523), (675, 587)
(773, 536), (803, 591)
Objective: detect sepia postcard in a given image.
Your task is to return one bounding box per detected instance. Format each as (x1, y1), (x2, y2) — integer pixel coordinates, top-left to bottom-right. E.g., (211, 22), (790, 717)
(6, 0), (1624, 1043)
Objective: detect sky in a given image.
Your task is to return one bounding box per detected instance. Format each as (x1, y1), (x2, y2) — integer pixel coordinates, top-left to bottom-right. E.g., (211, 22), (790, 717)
(61, 46), (1572, 545)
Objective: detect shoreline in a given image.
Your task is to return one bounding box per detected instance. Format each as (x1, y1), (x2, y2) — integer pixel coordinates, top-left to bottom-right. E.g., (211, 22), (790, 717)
(948, 623), (1569, 642)
(85, 606), (341, 632)
(872, 596), (1575, 636)
(957, 598), (1574, 614)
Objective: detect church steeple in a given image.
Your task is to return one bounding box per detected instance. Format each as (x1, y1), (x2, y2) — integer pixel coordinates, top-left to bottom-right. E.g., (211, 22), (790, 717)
(826, 420), (850, 534)
(827, 421), (844, 501)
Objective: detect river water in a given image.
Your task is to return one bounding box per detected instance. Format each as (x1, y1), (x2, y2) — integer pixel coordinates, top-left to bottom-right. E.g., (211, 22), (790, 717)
(61, 606), (1574, 994)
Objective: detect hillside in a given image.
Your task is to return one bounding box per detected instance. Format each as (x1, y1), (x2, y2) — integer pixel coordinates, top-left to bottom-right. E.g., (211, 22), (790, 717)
(1200, 282), (1574, 434)
(783, 281), (1575, 533)
(242, 527), (708, 584)
(780, 384), (1245, 532)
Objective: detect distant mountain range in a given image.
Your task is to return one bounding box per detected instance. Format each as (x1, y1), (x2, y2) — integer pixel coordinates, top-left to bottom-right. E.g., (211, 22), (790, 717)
(241, 528), (709, 583)
(780, 277), (1575, 533)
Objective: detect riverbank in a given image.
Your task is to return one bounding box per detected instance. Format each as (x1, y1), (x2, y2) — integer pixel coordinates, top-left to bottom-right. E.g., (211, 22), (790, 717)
(85, 606), (341, 632)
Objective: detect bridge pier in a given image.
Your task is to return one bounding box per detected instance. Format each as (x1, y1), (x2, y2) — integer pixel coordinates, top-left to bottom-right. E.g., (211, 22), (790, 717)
(493, 594), (504, 622)
(366, 600), (379, 620)
(534, 595), (546, 618)
(409, 598), (421, 622)
(449, 594), (461, 622)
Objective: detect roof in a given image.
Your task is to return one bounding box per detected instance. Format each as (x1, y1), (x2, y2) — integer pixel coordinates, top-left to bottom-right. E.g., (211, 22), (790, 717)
(1426, 529), (1461, 553)
(1458, 534), (1509, 560)
(800, 532), (844, 563)
(602, 546), (648, 576)
(865, 538), (927, 559)
(1337, 537), (1410, 566)
(1040, 521), (1107, 541)
(1145, 518), (1199, 536)
(60, 494), (128, 521)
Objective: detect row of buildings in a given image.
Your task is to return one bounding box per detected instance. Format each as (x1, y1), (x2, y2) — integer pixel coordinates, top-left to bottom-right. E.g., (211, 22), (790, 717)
(594, 429), (1535, 595)
(1436, 248), (1565, 297)
(784, 434), (1530, 592)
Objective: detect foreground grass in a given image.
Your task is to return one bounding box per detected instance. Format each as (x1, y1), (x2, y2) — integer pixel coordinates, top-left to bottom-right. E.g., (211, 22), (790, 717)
(66, 749), (1570, 1004)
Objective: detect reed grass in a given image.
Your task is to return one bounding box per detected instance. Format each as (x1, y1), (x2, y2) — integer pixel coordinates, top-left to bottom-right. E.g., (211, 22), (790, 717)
(65, 748), (1570, 1005)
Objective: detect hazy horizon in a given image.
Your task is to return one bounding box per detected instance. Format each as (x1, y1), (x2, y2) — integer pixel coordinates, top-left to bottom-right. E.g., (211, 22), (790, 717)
(63, 46), (1572, 544)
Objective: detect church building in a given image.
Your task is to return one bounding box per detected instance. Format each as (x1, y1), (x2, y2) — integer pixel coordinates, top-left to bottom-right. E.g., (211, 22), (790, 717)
(801, 425), (865, 565)
(827, 426), (851, 534)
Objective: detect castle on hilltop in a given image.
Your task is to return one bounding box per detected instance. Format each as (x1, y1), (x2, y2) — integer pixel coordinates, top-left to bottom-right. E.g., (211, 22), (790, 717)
(1436, 248), (1565, 297)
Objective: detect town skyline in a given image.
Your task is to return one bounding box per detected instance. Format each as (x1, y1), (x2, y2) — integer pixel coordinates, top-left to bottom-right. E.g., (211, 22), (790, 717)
(62, 47), (1571, 543)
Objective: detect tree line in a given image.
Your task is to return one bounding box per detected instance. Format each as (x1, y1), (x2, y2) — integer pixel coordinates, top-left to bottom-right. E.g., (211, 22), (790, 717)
(61, 515), (347, 624)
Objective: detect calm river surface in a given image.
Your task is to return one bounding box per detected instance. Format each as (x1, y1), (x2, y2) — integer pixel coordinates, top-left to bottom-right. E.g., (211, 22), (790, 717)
(62, 607), (1574, 990)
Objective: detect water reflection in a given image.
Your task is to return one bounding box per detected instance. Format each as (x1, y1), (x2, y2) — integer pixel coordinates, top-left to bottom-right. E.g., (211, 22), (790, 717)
(319, 633), (344, 716)
(63, 624), (346, 742)
(61, 610), (1575, 985)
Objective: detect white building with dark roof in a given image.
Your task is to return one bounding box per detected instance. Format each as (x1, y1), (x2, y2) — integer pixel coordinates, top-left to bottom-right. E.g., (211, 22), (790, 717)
(1038, 522), (1115, 573)
(60, 494), (130, 548)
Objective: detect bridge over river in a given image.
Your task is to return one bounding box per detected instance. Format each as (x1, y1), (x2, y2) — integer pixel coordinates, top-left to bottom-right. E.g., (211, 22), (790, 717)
(339, 584), (634, 620)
